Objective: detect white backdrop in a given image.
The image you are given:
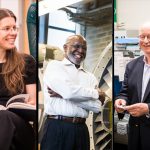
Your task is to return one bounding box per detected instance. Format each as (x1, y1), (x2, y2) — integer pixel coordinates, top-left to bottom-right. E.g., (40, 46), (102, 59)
(117, 0), (150, 30)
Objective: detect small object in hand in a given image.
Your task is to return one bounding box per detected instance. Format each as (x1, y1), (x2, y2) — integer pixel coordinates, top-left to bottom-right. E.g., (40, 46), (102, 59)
(116, 104), (126, 120)
(116, 104), (126, 110)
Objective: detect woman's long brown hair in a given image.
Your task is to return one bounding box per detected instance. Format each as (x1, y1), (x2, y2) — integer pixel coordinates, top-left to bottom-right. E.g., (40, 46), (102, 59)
(0, 9), (25, 95)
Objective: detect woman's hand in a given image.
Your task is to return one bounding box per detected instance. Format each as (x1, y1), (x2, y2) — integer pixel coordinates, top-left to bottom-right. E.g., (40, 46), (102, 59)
(25, 84), (36, 105)
(26, 99), (36, 105)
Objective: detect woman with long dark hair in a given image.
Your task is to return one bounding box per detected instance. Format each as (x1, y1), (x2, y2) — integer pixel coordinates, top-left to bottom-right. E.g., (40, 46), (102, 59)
(0, 8), (36, 150)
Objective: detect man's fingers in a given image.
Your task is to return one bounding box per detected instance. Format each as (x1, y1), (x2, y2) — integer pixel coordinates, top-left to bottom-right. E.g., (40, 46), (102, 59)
(47, 86), (51, 90)
(50, 94), (62, 98)
(47, 86), (62, 98)
(97, 89), (106, 105)
(48, 88), (55, 94)
(50, 93), (57, 97)
(49, 90), (53, 94)
(124, 104), (138, 111)
(124, 105), (133, 111)
(47, 87), (55, 94)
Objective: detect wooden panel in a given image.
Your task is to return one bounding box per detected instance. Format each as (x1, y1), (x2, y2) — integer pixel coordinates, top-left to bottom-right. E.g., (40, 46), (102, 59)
(23, 0), (30, 54)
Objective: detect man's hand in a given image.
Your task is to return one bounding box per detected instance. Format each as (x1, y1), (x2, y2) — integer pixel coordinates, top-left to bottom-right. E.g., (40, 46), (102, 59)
(124, 103), (149, 117)
(115, 99), (126, 113)
(97, 88), (105, 105)
(47, 87), (62, 98)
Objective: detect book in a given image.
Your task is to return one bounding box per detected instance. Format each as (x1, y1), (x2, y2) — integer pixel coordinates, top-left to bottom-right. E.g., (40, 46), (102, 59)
(0, 94), (36, 121)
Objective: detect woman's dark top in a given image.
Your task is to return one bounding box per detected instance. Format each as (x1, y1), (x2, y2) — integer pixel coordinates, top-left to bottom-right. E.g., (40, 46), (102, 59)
(0, 54), (36, 105)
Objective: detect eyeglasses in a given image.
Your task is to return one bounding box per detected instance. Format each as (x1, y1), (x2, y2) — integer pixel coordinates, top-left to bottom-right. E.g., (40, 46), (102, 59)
(70, 44), (87, 51)
(0, 26), (19, 33)
(139, 34), (150, 42)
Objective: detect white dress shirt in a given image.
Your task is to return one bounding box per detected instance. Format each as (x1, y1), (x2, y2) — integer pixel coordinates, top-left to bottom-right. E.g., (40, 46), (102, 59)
(43, 58), (101, 118)
(141, 56), (150, 101)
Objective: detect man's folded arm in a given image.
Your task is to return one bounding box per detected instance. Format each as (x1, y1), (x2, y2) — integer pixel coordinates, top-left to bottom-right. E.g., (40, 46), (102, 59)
(73, 100), (101, 113)
(44, 77), (99, 102)
(43, 62), (99, 102)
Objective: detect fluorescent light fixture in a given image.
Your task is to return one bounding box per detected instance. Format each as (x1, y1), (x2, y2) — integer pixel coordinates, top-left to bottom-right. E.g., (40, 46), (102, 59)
(39, 0), (82, 16)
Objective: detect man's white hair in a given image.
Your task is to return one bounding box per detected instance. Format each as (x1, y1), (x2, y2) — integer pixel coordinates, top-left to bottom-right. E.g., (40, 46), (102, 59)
(139, 22), (150, 32)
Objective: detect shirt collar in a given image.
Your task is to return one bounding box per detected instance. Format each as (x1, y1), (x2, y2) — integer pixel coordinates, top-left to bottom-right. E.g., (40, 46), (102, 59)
(62, 58), (72, 65)
(62, 58), (86, 72)
(143, 56), (150, 67)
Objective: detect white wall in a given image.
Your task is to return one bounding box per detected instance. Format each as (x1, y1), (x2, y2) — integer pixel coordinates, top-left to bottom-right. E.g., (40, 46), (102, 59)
(117, 0), (150, 30)
(0, 0), (19, 15)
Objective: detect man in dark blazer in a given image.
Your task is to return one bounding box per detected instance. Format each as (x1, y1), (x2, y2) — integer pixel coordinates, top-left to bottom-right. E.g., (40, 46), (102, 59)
(115, 22), (150, 150)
